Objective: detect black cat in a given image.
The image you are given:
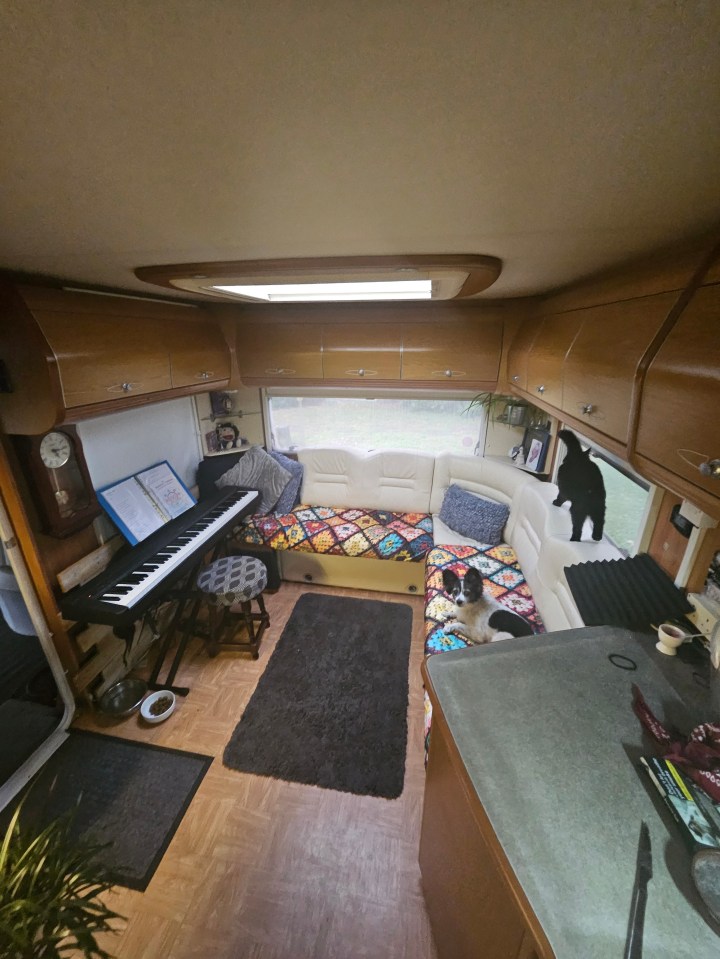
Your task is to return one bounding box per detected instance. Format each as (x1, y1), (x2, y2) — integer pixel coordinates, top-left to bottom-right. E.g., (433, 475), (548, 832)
(553, 430), (606, 542)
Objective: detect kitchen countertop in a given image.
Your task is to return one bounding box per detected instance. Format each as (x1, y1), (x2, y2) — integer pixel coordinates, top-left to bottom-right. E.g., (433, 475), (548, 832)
(424, 626), (720, 958)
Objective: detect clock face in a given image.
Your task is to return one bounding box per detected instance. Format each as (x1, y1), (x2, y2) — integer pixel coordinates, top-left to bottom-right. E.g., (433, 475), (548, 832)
(39, 431), (72, 468)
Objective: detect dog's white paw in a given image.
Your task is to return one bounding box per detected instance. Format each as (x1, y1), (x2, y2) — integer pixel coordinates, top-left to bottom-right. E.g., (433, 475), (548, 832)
(443, 621), (460, 635)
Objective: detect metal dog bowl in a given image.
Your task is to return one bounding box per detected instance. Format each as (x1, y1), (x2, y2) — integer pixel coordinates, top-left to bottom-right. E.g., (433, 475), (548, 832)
(98, 678), (147, 717)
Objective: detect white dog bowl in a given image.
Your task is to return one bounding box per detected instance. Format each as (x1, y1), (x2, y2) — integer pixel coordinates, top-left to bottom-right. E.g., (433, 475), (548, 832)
(140, 689), (176, 723)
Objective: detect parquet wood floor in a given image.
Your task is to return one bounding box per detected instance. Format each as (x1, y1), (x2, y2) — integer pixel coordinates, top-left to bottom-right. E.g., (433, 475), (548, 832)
(71, 582), (438, 959)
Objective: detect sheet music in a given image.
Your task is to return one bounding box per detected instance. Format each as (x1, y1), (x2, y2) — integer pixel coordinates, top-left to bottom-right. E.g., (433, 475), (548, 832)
(98, 461), (196, 545)
(136, 462), (195, 519)
(100, 476), (166, 543)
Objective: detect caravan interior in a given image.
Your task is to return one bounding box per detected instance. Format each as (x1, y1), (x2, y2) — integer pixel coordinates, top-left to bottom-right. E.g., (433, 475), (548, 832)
(1, 4), (720, 957)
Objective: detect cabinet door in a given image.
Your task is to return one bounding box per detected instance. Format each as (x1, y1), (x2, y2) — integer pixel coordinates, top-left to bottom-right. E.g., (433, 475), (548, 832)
(506, 319), (539, 392)
(169, 320), (230, 387)
(562, 292), (677, 443)
(34, 311), (172, 408)
(400, 318), (502, 384)
(322, 324), (401, 380)
(635, 283), (720, 501)
(236, 322), (323, 381)
(525, 313), (584, 408)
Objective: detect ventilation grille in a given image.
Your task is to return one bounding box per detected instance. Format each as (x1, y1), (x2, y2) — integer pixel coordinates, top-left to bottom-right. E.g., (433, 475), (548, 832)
(564, 553), (693, 631)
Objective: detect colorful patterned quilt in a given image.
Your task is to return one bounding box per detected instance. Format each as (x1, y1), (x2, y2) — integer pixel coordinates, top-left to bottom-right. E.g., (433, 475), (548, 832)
(423, 543), (545, 755)
(240, 506), (434, 563)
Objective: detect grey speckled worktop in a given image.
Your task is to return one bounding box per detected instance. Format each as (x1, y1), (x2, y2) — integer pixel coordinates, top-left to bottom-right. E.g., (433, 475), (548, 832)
(425, 626), (720, 959)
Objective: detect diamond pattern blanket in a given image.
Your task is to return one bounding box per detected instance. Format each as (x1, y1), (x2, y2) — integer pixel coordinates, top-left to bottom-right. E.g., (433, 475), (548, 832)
(423, 543), (545, 754)
(240, 506), (434, 562)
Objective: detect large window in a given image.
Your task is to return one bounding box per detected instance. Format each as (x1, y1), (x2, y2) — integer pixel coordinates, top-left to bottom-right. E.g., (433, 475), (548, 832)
(555, 432), (651, 554)
(266, 391), (484, 455)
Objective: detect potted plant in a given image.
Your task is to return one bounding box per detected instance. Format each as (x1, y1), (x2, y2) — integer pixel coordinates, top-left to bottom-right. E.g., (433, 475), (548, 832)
(466, 392), (528, 426)
(0, 801), (123, 959)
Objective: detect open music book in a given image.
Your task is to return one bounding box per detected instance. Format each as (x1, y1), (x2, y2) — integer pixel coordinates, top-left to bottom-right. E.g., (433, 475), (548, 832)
(98, 461), (196, 545)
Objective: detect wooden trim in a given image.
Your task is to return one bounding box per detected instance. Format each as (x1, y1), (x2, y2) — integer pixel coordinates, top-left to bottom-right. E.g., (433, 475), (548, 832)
(0, 432), (78, 674)
(135, 254), (503, 298)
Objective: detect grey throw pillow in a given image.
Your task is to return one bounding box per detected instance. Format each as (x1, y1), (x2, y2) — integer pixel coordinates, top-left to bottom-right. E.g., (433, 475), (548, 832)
(270, 451), (304, 514)
(215, 446), (291, 514)
(439, 484), (510, 545)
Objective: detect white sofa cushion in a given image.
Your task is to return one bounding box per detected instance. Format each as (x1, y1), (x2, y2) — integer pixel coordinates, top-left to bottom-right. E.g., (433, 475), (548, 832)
(298, 447), (435, 513)
(430, 453), (537, 544)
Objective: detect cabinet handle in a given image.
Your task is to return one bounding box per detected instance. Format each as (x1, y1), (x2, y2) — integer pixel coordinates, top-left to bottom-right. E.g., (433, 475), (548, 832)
(512, 374), (520, 382)
(107, 382), (138, 394)
(432, 370), (467, 378)
(581, 403), (594, 415)
(265, 368), (296, 375)
(699, 459), (720, 478)
(344, 368), (377, 377)
(197, 371), (213, 380)
(536, 385), (546, 394)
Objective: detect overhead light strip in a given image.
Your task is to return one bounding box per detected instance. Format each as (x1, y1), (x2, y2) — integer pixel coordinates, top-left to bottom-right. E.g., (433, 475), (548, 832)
(211, 280), (433, 302)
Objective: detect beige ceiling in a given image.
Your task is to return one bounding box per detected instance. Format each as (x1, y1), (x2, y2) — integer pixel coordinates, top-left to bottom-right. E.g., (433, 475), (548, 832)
(1, 0), (719, 301)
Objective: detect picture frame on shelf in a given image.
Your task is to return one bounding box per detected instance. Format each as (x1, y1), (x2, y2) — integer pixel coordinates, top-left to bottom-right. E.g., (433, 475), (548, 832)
(521, 427), (551, 473)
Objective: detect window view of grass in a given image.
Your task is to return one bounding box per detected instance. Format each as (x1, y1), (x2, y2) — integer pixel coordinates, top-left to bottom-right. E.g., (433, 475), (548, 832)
(268, 396), (484, 455)
(594, 457), (649, 554)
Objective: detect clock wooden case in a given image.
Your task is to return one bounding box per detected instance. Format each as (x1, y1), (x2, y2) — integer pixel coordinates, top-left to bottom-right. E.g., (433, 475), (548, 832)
(13, 425), (102, 537)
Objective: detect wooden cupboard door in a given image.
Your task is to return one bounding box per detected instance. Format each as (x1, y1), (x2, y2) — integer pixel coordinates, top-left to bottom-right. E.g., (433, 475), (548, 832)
(33, 311), (172, 407)
(635, 283), (720, 501)
(562, 291), (677, 443)
(322, 323), (401, 380)
(169, 320), (230, 387)
(506, 319), (539, 392)
(419, 714), (543, 959)
(236, 323), (324, 381)
(400, 318), (502, 384)
(525, 313), (584, 408)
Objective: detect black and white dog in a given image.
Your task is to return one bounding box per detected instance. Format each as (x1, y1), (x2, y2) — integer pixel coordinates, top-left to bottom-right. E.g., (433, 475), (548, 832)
(442, 567), (533, 644)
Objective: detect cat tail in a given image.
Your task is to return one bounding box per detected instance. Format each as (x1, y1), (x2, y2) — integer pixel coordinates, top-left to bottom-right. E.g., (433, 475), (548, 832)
(558, 429), (584, 454)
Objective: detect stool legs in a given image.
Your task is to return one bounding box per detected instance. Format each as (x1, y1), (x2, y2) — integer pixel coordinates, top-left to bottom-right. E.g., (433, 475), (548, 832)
(204, 594), (270, 660)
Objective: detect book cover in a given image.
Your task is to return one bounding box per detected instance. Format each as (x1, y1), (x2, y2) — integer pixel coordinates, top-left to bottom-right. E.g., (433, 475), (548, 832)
(640, 755), (720, 853)
(97, 461), (196, 546)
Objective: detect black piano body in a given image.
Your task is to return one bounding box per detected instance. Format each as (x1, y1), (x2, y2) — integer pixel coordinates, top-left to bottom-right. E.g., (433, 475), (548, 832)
(59, 487), (260, 630)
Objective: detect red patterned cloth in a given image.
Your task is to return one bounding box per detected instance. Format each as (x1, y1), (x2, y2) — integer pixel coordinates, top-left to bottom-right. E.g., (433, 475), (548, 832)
(632, 684), (720, 801)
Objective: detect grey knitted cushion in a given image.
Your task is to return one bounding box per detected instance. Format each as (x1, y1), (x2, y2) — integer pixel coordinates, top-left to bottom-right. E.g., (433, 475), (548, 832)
(196, 556), (268, 606)
(438, 484), (509, 545)
(215, 446), (291, 514)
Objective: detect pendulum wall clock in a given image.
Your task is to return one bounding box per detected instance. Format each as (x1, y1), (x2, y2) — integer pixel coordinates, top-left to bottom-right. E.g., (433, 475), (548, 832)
(13, 425), (102, 537)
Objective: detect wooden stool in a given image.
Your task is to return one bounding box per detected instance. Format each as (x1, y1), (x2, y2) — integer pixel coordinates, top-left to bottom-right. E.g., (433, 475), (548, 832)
(196, 555), (270, 659)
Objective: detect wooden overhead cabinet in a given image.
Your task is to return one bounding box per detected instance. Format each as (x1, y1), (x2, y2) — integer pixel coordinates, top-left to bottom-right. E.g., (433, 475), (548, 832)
(235, 322), (324, 384)
(400, 316), (503, 387)
(560, 291), (679, 445)
(322, 323), (402, 380)
(634, 282), (720, 516)
(0, 284), (230, 434)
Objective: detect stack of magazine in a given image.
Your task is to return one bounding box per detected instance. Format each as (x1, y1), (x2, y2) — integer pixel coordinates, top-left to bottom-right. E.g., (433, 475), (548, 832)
(640, 756), (720, 853)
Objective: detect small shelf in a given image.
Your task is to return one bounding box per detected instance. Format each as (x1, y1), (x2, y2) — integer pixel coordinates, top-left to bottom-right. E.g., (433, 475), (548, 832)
(201, 410), (261, 423)
(203, 444), (252, 458)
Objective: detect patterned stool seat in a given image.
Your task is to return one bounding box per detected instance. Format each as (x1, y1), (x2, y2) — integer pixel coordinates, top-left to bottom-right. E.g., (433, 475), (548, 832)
(195, 555), (270, 659)
(197, 556), (267, 606)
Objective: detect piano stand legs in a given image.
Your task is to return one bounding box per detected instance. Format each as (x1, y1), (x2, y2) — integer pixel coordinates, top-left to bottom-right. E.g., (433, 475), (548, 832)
(147, 590), (203, 697)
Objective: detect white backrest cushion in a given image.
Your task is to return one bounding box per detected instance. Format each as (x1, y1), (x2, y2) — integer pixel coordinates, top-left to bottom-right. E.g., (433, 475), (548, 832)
(297, 447), (434, 512)
(431, 453), (537, 543)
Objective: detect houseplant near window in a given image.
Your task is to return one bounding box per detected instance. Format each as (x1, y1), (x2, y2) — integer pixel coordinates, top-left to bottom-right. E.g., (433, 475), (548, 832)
(0, 802), (123, 959)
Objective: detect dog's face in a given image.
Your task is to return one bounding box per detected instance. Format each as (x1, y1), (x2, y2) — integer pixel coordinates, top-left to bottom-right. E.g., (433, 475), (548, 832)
(442, 567), (485, 607)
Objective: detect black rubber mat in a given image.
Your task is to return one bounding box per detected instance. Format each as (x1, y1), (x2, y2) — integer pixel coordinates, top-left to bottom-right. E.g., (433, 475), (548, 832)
(11, 730), (212, 890)
(564, 552), (693, 631)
